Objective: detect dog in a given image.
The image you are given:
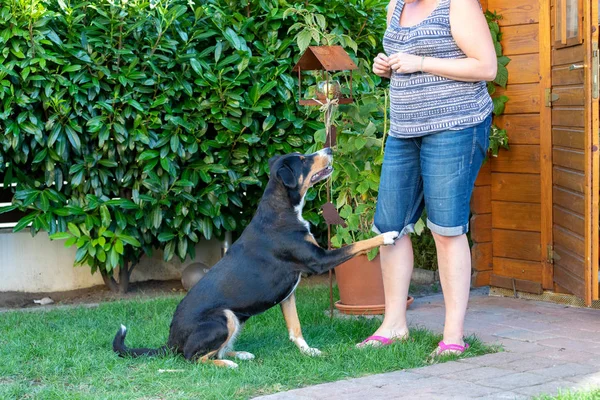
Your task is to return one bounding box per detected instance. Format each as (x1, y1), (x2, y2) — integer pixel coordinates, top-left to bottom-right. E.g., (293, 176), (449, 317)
(113, 148), (399, 368)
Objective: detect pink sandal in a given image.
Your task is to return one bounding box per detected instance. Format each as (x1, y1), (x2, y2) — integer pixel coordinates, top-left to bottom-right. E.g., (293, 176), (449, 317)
(356, 335), (396, 348)
(432, 340), (469, 356)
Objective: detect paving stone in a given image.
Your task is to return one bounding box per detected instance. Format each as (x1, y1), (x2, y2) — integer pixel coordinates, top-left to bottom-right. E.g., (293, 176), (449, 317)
(440, 366), (514, 382)
(537, 337), (600, 353)
(514, 380), (576, 397)
(529, 362), (599, 380)
(498, 355), (567, 372)
(502, 318), (558, 333)
(476, 391), (530, 400)
(327, 387), (399, 400)
(546, 326), (600, 342)
(411, 360), (478, 376)
(261, 380), (364, 399)
(381, 377), (498, 398)
(476, 371), (553, 390)
(530, 348), (600, 364)
(497, 339), (547, 354)
(457, 352), (528, 366)
(428, 381), (503, 398)
(349, 371), (425, 387)
(256, 393), (314, 400)
(567, 372), (600, 389)
(255, 292), (600, 400)
(493, 328), (558, 342)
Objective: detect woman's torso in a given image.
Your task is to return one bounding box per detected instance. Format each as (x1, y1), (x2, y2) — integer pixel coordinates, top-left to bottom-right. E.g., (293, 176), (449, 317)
(383, 0), (493, 137)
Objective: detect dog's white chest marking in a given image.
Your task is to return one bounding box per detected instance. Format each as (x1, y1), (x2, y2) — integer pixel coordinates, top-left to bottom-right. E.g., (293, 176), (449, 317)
(294, 196), (310, 232)
(279, 274), (301, 304)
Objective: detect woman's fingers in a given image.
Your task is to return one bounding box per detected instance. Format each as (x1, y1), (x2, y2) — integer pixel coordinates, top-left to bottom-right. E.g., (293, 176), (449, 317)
(375, 53), (390, 66)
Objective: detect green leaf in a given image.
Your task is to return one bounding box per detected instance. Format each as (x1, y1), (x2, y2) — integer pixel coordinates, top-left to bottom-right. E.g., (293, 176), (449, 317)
(64, 124), (81, 152)
(100, 205), (111, 227)
(49, 232), (72, 240)
(0, 204), (18, 214)
(221, 119), (242, 133)
(68, 223), (81, 238)
(494, 63), (508, 88)
(114, 239), (124, 255)
(249, 85), (260, 105)
(139, 150), (159, 161)
(354, 136), (367, 150)
(158, 232), (176, 242)
(97, 248), (106, 262)
(13, 214), (37, 232)
(151, 95), (168, 108)
(297, 29), (313, 52)
(109, 246), (119, 269)
(152, 206), (162, 229)
(237, 57), (249, 73)
(177, 238), (188, 259)
(492, 95), (509, 115)
(223, 27), (242, 50)
(32, 149), (47, 164)
(215, 41), (223, 63)
(262, 115), (276, 131)
(119, 235), (141, 247)
(190, 58), (202, 75)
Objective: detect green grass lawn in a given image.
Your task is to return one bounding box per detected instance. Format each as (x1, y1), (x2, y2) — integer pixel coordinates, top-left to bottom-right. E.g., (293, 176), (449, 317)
(536, 390), (600, 400)
(0, 285), (494, 400)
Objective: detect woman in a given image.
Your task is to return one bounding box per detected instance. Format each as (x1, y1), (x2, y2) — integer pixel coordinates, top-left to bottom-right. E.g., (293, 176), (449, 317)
(359, 0), (496, 356)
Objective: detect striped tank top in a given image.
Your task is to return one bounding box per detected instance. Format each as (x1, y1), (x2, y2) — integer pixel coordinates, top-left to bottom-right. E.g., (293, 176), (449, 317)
(383, 0), (493, 137)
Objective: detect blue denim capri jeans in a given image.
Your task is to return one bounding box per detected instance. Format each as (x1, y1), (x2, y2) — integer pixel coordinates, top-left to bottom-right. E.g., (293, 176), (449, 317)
(373, 114), (492, 238)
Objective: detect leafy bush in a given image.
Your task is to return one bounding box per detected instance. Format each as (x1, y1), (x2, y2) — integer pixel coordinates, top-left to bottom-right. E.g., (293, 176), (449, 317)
(0, 0), (388, 291)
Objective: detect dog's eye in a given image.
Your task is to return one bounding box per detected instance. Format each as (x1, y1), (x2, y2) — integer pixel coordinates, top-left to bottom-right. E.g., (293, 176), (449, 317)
(300, 157), (306, 163)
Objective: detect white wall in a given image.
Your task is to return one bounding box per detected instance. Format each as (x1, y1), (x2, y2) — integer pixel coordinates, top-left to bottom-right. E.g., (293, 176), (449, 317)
(0, 229), (223, 293)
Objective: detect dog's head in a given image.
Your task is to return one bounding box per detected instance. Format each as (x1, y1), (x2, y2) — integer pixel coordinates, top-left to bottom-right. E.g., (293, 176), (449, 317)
(268, 148), (333, 202)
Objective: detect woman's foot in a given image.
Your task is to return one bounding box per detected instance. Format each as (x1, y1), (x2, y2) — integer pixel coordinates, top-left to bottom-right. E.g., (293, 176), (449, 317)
(429, 340), (469, 357)
(356, 327), (410, 348)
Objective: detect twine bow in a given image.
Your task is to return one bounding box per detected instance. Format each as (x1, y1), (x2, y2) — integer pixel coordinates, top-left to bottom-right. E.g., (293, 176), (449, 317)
(314, 97), (339, 146)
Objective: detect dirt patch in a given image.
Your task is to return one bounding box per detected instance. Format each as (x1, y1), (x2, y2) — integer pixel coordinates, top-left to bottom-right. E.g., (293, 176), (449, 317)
(0, 273), (439, 311)
(0, 279), (186, 310)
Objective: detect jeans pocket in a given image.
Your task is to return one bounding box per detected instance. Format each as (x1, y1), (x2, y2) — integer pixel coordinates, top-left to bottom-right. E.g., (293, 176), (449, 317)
(476, 115), (492, 157)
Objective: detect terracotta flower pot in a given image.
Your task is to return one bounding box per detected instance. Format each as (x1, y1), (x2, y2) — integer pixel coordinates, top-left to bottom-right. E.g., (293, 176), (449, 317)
(334, 254), (414, 315)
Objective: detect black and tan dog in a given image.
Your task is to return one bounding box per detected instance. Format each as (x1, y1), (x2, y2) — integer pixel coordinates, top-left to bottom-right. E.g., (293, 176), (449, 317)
(113, 148), (399, 368)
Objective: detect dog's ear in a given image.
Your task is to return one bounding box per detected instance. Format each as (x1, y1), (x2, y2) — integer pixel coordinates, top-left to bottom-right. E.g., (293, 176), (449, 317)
(277, 164), (297, 189)
(268, 155), (281, 172)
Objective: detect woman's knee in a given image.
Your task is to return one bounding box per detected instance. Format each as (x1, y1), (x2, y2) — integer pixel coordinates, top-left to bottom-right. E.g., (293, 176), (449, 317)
(431, 231), (466, 250)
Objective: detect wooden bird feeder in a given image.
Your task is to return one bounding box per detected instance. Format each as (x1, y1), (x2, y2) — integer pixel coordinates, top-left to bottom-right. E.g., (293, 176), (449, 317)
(292, 46), (358, 107)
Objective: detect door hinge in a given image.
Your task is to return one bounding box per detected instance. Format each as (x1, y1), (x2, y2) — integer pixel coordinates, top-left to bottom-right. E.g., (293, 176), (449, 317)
(547, 245), (554, 264)
(544, 88), (559, 107)
(592, 41), (599, 100)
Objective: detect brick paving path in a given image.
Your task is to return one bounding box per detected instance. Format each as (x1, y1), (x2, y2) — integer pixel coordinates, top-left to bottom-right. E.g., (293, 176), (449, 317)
(255, 289), (600, 399)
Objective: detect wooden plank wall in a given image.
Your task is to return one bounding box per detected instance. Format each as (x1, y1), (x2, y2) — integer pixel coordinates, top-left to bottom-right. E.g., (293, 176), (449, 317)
(471, 0), (543, 292)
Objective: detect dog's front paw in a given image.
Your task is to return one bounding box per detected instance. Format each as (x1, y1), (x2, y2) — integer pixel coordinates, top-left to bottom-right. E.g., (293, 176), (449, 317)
(232, 351), (255, 360)
(301, 346), (322, 357)
(382, 231), (400, 245)
(215, 359), (239, 368)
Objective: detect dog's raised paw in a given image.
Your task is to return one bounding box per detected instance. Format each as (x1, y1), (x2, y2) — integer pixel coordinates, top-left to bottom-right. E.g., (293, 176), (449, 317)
(382, 231), (400, 245)
(301, 347), (322, 357)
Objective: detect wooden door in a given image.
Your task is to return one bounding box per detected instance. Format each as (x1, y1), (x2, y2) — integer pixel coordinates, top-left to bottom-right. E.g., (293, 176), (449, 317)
(546, 0), (599, 305)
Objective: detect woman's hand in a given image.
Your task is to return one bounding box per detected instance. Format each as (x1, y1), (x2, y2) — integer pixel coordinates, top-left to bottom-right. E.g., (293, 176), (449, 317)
(373, 53), (392, 79)
(388, 52), (423, 74)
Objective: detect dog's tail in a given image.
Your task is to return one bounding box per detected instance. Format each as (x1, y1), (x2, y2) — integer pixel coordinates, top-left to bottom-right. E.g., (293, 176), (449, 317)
(113, 324), (168, 358)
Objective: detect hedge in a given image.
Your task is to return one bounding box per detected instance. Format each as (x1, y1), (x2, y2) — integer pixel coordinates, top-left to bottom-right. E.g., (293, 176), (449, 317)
(0, 0), (388, 291)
